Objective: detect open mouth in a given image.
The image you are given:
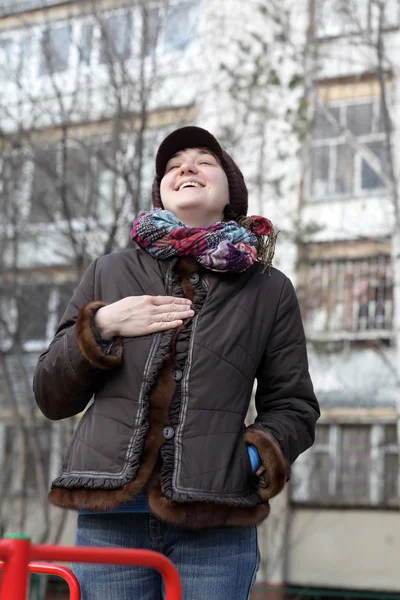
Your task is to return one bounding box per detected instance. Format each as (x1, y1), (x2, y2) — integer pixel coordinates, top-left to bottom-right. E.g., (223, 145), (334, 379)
(178, 181), (203, 191)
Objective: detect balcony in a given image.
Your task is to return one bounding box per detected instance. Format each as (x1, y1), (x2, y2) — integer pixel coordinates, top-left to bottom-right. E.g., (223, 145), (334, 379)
(301, 255), (393, 343)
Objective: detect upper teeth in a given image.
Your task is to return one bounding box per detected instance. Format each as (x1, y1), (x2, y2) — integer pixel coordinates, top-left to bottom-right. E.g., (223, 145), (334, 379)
(179, 182), (201, 191)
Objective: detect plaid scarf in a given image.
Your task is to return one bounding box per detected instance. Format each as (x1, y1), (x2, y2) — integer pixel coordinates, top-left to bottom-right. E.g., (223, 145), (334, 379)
(130, 210), (276, 273)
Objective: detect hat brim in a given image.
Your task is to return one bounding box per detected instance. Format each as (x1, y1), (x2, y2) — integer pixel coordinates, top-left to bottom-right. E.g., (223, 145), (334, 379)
(155, 126), (224, 178)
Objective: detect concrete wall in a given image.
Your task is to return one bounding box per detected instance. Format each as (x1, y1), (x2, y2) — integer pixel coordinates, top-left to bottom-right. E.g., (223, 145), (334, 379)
(287, 508), (400, 592)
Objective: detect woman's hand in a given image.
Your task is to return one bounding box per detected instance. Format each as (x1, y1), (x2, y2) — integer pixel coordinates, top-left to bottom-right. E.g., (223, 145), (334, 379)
(94, 296), (194, 338)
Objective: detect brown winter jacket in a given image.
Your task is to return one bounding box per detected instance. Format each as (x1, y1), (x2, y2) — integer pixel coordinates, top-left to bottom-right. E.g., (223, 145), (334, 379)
(33, 248), (319, 529)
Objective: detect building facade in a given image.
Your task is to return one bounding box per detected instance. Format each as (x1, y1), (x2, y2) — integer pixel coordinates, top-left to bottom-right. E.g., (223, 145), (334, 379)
(0, 0), (399, 598)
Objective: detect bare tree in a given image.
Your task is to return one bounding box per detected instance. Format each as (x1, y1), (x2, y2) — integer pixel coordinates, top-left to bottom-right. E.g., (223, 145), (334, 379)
(0, 0), (199, 548)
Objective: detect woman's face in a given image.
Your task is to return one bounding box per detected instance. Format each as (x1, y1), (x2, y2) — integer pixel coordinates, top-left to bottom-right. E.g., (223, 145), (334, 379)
(160, 147), (229, 227)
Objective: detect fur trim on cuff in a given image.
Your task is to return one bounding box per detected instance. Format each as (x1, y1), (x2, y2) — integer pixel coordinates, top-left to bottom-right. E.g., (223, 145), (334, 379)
(244, 428), (287, 501)
(76, 301), (123, 370)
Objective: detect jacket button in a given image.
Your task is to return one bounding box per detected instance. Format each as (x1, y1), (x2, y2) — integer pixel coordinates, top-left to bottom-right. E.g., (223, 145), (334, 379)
(188, 273), (200, 285)
(173, 369), (183, 381)
(163, 426), (175, 440)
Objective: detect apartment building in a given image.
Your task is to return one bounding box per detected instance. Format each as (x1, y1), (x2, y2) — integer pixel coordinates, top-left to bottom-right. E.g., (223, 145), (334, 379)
(284, 2), (400, 598)
(0, 1), (399, 599)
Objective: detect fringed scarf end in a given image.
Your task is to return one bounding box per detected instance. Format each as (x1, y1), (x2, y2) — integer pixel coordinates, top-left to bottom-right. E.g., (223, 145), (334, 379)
(238, 217), (279, 275)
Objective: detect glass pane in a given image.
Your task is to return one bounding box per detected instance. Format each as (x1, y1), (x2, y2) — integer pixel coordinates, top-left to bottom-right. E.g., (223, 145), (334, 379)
(315, 424), (330, 446)
(384, 453), (398, 502)
(95, 140), (127, 216)
(0, 287), (16, 342)
(377, 100), (386, 133)
(0, 38), (13, 79)
(57, 282), (77, 324)
(312, 106), (340, 140)
(17, 285), (51, 342)
(361, 141), (387, 190)
(346, 102), (373, 136)
(164, 1), (197, 52)
(28, 425), (52, 492)
(315, 0), (344, 37)
(335, 143), (354, 194)
(99, 13), (132, 64)
(40, 26), (71, 75)
(338, 426), (370, 504)
(311, 451), (332, 502)
(382, 0), (400, 27)
(30, 148), (58, 223)
(311, 145), (330, 197)
(20, 35), (32, 78)
(79, 23), (92, 64)
(144, 7), (160, 55)
(0, 155), (24, 220)
(385, 424), (397, 444)
(65, 144), (93, 219)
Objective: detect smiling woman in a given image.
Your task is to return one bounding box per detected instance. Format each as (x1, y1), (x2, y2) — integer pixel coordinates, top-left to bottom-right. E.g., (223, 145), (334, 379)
(159, 147), (230, 227)
(34, 125), (319, 600)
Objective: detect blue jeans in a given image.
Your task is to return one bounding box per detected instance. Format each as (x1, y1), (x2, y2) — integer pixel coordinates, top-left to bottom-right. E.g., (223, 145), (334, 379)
(74, 513), (260, 600)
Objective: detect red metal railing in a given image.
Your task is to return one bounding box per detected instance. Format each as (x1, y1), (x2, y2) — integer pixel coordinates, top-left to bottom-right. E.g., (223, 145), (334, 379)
(0, 533), (182, 600)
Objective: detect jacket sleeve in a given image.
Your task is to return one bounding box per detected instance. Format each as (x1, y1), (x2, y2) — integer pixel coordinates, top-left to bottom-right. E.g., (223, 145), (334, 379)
(33, 259), (123, 421)
(244, 276), (320, 500)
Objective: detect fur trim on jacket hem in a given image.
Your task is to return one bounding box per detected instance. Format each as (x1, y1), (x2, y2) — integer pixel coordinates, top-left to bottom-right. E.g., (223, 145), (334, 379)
(147, 472), (270, 528)
(76, 301), (123, 370)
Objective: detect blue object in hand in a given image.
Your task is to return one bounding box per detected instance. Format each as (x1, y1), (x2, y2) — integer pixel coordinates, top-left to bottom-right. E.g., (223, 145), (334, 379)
(247, 444), (261, 473)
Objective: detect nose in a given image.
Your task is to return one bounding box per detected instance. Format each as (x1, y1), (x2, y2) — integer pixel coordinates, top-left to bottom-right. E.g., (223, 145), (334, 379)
(178, 161), (199, 176)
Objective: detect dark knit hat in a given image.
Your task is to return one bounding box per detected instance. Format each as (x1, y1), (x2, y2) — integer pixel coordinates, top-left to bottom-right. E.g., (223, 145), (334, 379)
(152, 126), (248, 221)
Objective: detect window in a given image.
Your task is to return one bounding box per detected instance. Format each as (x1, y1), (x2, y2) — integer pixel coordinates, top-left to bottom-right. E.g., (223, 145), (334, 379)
(3, 140), (128, 226)
(29, 143), (96, 223)
(302, 256), (392, 339)
(310, 98), (388, 199)
(0, 35), (32, 83)
(0, 352), (38, 409)
(291, 422), (399, 507)
(39, 26), (71, 75)
(164, 1), (198, 52)
(0, 280), (77, 350)
(99, 12), (133, 64)
(17, 284), (53, 343)
(0, 421), (54, 496)
(315, 0), (400, 39)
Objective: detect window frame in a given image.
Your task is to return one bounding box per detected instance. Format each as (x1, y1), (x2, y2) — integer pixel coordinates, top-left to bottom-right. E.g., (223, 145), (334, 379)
(0, 279), (77, 353)
(291, 420), (399, 509)
(308, 97), (389, 202)
(315, 0), (400, 41)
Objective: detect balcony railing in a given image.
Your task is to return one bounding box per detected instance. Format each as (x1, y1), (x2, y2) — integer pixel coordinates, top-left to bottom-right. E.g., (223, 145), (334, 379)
(301, 256), (393, 340)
